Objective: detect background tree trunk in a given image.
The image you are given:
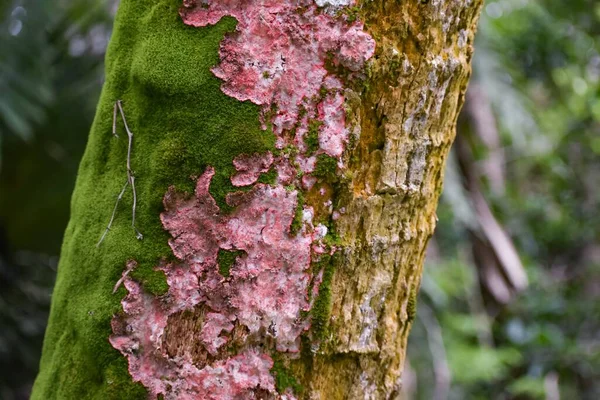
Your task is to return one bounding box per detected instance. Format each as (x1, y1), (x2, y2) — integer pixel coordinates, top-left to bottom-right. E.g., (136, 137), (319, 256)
(32, 1), (482, 399)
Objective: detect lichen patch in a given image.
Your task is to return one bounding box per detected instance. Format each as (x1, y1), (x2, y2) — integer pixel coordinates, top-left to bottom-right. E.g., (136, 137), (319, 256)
(180, 0), (375, 156)
(231, 152), (274, 187)
(110, 1), (376, 398)
(111, 166), (316, 398)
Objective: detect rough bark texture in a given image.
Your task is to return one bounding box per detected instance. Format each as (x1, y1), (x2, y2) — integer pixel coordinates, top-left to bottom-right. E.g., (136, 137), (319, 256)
(32, 1), (482, 399)
(314, 2), (484, 398)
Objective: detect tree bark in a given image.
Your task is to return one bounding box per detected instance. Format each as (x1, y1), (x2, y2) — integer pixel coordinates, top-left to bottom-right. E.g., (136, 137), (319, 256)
(33, 1), (482, 399)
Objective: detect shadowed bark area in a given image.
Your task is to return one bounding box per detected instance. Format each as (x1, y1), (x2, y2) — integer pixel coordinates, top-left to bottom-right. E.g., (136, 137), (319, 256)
(32, 1), (482, 399)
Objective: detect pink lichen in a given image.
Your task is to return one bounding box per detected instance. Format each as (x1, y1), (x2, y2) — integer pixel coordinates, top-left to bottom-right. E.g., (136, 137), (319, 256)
(274, 156), (297, 185)
(111, 167), (314, 398)
(111, 299), (275, 400)
(111, 2), (376, 397)
(200, 313), (235, 355)
(318, 87), (347, 157)
(180, 0), (375, 156)
(231, 152), (273, 187)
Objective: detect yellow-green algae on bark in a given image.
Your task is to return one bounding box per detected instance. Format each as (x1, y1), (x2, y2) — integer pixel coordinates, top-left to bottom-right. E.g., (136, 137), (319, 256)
(32, 0), (275, 398)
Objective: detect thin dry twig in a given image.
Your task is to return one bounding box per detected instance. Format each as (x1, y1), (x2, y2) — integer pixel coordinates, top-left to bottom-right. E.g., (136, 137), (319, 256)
(97, 100), (143, 247)
(117, 100), (143, 240)
(111, 102), (118, 138)
(112, 260), (138, 294)
(96, 180), (129, 247)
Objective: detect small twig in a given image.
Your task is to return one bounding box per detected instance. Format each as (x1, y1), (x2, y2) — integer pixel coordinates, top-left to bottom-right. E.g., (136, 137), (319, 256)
(130, 175), (143, 240)
(112, 260), (137, 294)
(97, 180), (129, 247)
(97, 100), (143, 247)
(117, 100), (143, 240)
(112, 102), (119, 138)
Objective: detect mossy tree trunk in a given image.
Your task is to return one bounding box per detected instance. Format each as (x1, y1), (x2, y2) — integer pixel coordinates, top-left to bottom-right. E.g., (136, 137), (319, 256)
(33, 1), (482, 399)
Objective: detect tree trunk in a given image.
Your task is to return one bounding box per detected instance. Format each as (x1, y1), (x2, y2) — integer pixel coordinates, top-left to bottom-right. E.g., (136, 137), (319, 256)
(32, 1), (482, 399)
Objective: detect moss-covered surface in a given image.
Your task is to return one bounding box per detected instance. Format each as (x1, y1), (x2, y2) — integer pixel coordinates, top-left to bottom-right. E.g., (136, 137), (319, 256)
(216, 249), (245, 278)
(289, 190), (305, 236)
(270, 355), (304, 396)
(304, 120), (322, 154)
(256, 167), (278, 186)
(32, 1), (274, 398)
(313, 154), (339, 183)
(310, 252), (341, 342)
(407, 287), (418, 323)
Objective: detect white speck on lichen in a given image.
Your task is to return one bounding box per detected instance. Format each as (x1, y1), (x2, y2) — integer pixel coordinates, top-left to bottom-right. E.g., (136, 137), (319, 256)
(302, 207), (315, 226)
(315, 224), (328, 239)
(315, 0), (354, 8)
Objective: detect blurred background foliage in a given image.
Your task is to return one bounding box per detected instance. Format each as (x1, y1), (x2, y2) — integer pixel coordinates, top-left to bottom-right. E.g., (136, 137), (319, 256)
(407, 0), (600, 399)
(0, 0), (598, 399)
(0, 1), (113, 398)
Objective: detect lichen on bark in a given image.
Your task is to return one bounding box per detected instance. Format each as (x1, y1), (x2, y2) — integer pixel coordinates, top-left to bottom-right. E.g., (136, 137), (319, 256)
(108, 1), (377, 397)
(32, 1), (275, 398)
(32, 0), (483, 399)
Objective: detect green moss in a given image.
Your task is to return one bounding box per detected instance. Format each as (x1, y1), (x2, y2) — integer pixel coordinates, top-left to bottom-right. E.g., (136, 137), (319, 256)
(310, 252), (340, 341)
(297, 105), (307, 119)
(271, 356), (304, 395)
(322, 221), (343, 246)
(304, 120), (322, 154)
(339, 6), (362, 23)
(407, 288), (418, 323)
(217, 249), (245, 278)
(281, 144), (299, 158)
(289, 190), (305, 236)
(32, 1), (276, 398)
(313, 154), (339, 182)
(104, 360), (147, 399)
(256, 168), (277, 185)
